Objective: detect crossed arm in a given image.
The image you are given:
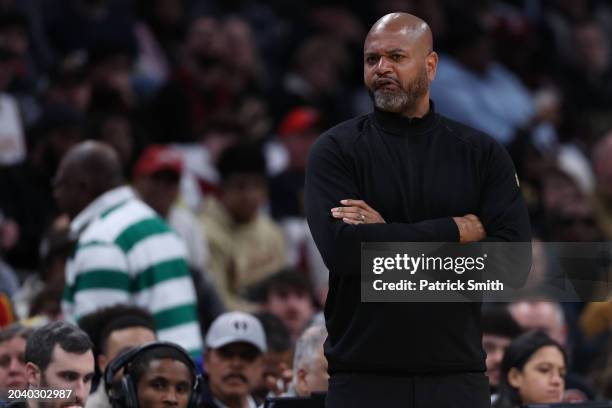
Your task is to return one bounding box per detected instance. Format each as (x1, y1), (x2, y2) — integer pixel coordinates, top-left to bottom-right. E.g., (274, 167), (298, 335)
(305, 135), (531, 277)
(330, 199), (486, 243)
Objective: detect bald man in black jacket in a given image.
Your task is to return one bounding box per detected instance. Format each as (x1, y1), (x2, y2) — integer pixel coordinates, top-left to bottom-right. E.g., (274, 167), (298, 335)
(305, 12), (531, 408)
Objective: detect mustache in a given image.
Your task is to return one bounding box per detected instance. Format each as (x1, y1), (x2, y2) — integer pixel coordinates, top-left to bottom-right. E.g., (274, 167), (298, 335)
(374, 77), (400, 89)
(222, 373), (248, 383)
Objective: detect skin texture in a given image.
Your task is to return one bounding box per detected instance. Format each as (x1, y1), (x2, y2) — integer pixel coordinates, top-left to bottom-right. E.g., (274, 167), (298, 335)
(264, 289), (315, 343)
(53, 141), (124, 220)
(25, 345), (95, 408)
(97, 327), (157, 374)
(295, 342), (329, 397)
(136, 358), (193, 408)
(509, 302), (567, 346)
(331, 13), (486, 241)
(221, 174), (267, 224)
(508, 345), (566, 404)
(0, 337), (27, 389)
(134, 170), (181, 218)
(260, 349), (293, 396)
(204, 342), (263, 408)
(482, 334), (512, 388)
(363, 12), (436, 118)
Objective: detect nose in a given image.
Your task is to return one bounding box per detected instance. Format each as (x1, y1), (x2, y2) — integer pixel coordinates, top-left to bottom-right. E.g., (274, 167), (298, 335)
(163, 389), (179, 405)
(229, 354), (246, 368)
(8, 357), (23, 373)
(490, 349), (504, 365)
(375, 56), (393, 75)
(550, 371), (564, 387)
(73, 379), (89, 403)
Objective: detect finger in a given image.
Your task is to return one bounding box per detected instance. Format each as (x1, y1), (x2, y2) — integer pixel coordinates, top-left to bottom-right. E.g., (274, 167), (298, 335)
(341, 199), (370, 210)
(342, 217), (363, 225)
(333, 206), (367, 215)
(332, 208), (367, 218)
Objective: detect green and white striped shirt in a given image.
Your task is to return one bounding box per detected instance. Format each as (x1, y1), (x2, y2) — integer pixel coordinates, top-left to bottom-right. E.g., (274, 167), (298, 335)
(62, 186), (203, 356)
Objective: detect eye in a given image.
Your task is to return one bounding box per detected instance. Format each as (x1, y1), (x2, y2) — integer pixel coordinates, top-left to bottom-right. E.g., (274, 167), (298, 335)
(391, 54), (404, 62)
(176, 383), (190, 394)
(62, 372), (78, 381)
(365, 55), (379, 65)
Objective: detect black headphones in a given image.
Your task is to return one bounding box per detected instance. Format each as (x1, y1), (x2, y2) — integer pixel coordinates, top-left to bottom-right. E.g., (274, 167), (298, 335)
(104, 341), (201, 408)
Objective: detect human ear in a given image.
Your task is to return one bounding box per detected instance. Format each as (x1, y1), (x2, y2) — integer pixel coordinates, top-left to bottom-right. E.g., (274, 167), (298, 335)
(295, 368), (308, 397)
(426, 51), (438, 81)
(98, 354), (108, 373)
(507, 367), (523, 389)
(25, 362), (40, 386)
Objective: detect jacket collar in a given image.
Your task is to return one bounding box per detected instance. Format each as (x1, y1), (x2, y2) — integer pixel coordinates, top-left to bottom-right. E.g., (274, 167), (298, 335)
(70, 185), (135, 238)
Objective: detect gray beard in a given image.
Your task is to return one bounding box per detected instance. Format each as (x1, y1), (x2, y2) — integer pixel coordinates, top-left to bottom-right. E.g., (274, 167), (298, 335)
(370, 71), (429, 114)
(373, 89), (410, 113)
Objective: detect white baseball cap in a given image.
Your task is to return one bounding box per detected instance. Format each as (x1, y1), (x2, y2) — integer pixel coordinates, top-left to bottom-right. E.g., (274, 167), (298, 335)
(205, 311), (267, 353)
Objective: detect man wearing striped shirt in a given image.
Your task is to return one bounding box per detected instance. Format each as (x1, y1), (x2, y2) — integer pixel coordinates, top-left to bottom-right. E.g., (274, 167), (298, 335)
(53, 141), (203, 356)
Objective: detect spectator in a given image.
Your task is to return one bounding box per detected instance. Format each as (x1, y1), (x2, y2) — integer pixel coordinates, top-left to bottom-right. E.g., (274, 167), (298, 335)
(253, 312), (293, 402)
(508, 300), (567, 347)
(78, 305), (157, 408)
(493, 330), (566, 408)
(132, 144), (225, 335)
(54, 140), (202, 356)
(0, 103), (84, 270)
(105, 342), (198, 408)
(268, 35), (351, 126)
(132, 144), (209, 273)
(27, 282), (63, 321)
(11, 216), (70, 321)
(202, 311), (266, 408)
(481, 306), (524, 397)
(561, 20), (612, 140)
(430, 13), (535, 145)
(200, 143), (286, 311)
(291, 324), (328, 397)
(173, 113), (245, 211)
(508, 298), (593, 401)
(11, 321), (95, 408)
(45, 53), (91, 113)
(87, 42), (138, 113)
(268, 107), (328, 299)
(252, 269), (317, 344)
(151, 15), (234, 143)
(90, 111), (136, 176)
(0, 324), (32, 392)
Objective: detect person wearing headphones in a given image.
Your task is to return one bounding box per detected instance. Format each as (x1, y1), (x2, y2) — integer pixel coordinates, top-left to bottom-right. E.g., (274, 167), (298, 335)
(105, 342), (200, 408)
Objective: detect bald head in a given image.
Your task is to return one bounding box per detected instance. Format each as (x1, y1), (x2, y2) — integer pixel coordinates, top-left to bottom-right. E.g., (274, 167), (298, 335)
(363, 13), (437, 117)
(54, 141), (125, 218)
(366, 13), (433, 56)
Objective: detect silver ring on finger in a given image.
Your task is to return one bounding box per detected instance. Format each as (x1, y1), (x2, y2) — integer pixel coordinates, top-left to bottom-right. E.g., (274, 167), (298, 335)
(361, 214), (365, 221)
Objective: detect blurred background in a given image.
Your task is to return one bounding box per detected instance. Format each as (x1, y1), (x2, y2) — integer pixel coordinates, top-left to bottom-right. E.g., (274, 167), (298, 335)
(2, 0), (612, 402)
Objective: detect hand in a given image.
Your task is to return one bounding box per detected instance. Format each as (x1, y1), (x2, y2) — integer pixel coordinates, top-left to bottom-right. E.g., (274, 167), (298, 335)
(331, 199), (386, 225)
(264, 364), (293, 396)
(453, 214), (486, 243)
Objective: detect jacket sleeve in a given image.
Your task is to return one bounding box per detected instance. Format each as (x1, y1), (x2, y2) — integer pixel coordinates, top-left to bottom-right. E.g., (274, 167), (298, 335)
(478, 139), (532, 287)
(305, 134), (459, 277)
(479, 140), (531, 242)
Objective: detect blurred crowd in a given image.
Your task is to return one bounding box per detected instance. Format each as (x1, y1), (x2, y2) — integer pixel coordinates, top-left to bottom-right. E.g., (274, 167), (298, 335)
(1, 0), (612, 406)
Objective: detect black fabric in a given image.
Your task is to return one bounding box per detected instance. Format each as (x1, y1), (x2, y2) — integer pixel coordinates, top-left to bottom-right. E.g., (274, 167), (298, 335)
(325, 372), (490, 408)
(305, 102), (531, 376)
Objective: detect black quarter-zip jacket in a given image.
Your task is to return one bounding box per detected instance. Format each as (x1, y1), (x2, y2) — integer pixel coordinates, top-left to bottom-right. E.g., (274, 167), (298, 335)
(305, 102), (531, 375)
